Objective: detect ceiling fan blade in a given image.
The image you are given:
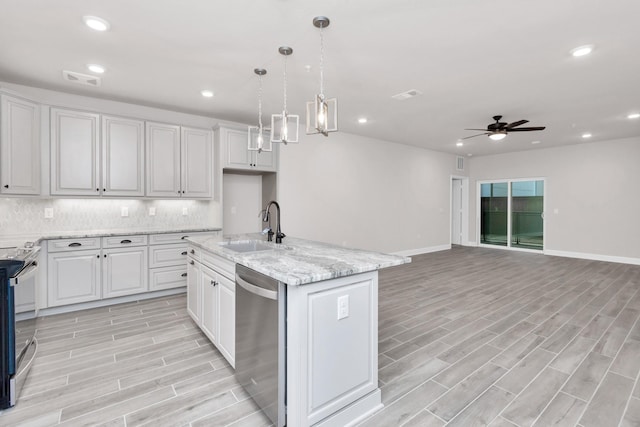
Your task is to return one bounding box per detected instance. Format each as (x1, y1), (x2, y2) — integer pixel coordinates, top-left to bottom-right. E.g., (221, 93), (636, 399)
(464, 128), (489, 131)
(506, 119), (529, 129)
(508, 126), (546, 132)
(462, 133), (488, 139)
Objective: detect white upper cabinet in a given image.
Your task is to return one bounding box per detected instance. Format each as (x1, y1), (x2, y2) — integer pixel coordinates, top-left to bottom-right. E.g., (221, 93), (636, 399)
(146, 122), (212, 198)
(102, 115), (145, 196)
(0, 94), (41, 195)
(50, 108), (100, 196)
(219, 126), (277, 172)
(181, 126), (212, 198)
(146, 122), (181, 197)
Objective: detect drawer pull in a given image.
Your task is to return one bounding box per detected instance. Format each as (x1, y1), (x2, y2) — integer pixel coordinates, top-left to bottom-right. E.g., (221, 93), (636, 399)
(181, 236), (188, 240)
(68, 242), (82, 247)
(120, 239), (132, 244)
(190, 249), (195, 254)
(181, 273), (187, 277)
(190, 260), (195, 265)
(181, 251), (188, 256)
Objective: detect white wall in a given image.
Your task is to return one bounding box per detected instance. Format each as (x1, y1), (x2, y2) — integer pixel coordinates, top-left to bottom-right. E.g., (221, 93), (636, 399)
(223, 173), (262, 234)
(278, 131), (461, 254)
(469, 137), (640, 262)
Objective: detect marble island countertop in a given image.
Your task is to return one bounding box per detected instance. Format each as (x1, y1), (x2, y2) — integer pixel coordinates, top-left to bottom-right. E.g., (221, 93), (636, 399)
(186, 233), (411, 286)
(0, 226), (222, 248)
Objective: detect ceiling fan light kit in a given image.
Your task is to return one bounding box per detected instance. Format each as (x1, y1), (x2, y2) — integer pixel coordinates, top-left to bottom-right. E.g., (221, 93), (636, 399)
(306, 16), (338, 136)
(463, 115), (546, 141)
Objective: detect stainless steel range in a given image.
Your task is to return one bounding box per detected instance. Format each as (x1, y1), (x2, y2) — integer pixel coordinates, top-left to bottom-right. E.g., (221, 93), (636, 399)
(0, 244), (40, 410)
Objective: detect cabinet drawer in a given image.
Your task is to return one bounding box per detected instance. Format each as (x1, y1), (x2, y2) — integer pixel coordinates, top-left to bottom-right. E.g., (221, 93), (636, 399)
(47, 237), (101, 253)
(202, 251), (235, 280)
(149, 265), (188, 291)
(102, 235), (148, 248)
(149, 231), (219, 245)
(149, 243), (188, 268)
(187, 245), (201, 262)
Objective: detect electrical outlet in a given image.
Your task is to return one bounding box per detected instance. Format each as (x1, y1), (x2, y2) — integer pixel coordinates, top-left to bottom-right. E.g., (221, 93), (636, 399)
(182, 207), (188, 216)
(149, 207), (156, 216)
(44, 208), (54, 219)
(121, 207), (129, 217)
(337, 295), (349, 320)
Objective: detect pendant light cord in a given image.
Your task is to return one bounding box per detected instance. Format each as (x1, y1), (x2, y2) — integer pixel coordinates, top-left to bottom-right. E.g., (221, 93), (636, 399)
(319, 23), (324, 99)
(283, 54), (288, 113)
(258, 74), (263, 131)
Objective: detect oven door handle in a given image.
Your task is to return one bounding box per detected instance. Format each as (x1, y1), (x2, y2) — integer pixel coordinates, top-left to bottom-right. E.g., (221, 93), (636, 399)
(11, 261), (39, 286)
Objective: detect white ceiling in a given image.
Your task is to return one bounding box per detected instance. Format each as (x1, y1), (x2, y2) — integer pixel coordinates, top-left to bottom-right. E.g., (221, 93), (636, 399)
(1, 0), (639, 156)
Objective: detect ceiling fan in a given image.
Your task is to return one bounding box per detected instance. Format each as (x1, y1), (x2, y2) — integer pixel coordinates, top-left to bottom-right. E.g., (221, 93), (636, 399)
(464, 115), (546, 141)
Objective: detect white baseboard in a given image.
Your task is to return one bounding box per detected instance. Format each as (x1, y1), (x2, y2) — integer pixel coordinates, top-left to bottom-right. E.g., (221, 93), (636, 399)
(545, 249), (640, 266)
(393, 244), (451, 257)
(38, 287), (186, 317)
(463, 240), (477, 247)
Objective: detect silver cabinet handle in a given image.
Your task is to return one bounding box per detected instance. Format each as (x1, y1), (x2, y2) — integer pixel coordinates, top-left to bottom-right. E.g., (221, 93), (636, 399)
(181, 251), (187, 256)
(181, 272), (187, 277)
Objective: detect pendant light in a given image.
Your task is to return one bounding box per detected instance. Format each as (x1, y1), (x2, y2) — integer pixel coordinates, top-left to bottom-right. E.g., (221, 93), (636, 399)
(271, 46), (299, 144)
(248, 68), (272, 152)
(306, 16), (338, 136)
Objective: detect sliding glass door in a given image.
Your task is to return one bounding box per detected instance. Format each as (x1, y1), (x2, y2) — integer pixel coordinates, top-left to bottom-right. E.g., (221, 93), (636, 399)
(480, 179), (544, 251)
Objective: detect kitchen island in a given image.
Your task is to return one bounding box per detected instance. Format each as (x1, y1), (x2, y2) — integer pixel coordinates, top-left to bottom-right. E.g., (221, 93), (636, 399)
(185, 234), (410, 427)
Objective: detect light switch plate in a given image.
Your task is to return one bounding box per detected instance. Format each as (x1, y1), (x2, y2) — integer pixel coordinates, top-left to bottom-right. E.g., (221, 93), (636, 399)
(44, 208), (54, 219)
(182, 207), (188, 216)
(121, 207), (129, 217)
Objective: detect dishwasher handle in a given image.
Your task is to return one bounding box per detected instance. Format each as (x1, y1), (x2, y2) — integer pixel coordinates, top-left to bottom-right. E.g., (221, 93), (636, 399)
(236, 273), (279, 301)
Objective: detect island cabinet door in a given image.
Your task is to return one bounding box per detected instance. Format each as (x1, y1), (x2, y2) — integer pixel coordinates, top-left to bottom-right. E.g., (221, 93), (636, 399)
(200, 264), (218, 343)
(186, 259), (201, 323)
(102, 246), (148, 298)
(217, 274), (235, 367)
(287, 271), (380, 427)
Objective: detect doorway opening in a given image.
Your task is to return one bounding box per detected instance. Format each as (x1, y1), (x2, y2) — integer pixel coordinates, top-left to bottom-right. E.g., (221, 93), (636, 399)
(450, 176), (469, 246)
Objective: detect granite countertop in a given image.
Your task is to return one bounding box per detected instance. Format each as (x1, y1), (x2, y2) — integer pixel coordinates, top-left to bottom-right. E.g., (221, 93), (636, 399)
(186, 233), (411, 286)
(0, 227), (222, 248)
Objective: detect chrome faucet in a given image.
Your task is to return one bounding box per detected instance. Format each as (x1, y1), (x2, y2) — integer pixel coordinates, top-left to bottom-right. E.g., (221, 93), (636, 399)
(262, 201), (285, 244)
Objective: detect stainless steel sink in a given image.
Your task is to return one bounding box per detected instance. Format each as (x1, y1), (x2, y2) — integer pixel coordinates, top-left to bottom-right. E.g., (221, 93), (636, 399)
(218, 240), (274, 253)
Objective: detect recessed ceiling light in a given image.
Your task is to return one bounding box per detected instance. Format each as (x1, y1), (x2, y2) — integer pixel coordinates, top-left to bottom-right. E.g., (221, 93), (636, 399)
(83, 16), (110, 32)
(201, 90), (214, 98)
(456, 141), (464, 147)
(570, 45), (593, 57)
(357, 118), (367, 124)
(627, 113), (640, 119)
(582, 133), (592, 138)
(531, 140), (541, 145)
(87, 64), (105, 74)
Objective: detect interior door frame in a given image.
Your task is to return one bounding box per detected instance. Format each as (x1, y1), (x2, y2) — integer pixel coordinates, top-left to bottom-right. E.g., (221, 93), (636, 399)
(476, 177), (546, 253)
(450, 175), (469, 246)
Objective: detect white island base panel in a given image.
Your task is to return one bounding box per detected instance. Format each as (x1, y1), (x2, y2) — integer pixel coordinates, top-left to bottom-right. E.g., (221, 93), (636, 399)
(286, 271), (382, 427)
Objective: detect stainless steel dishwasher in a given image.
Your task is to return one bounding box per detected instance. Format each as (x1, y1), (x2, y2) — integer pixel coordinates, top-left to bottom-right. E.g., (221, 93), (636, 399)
(235, 264), (286, 427)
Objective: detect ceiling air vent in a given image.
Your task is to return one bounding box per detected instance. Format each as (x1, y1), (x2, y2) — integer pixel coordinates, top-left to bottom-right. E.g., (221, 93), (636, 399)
(456, 156), (464, 171)
(391, 89), (422, 101)
(62, 70), (101, 87)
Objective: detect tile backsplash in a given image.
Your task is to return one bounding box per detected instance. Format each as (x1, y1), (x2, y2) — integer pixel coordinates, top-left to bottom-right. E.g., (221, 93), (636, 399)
(0, 198), (221, 236)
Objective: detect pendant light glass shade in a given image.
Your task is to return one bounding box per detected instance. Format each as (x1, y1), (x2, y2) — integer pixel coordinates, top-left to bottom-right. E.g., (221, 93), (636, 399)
(248, 68), (272, 152)
(271, 46), (299, 144)
(306, 16), (338, 136)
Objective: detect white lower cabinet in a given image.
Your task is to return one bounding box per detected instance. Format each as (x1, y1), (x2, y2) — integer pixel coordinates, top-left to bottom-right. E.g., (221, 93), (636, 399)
(187, 246), (235, 367)
(48, 250), (101, 307)
(102, 246), (148, 298)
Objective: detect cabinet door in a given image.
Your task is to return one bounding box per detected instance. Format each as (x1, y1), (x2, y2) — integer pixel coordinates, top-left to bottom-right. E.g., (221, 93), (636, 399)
(200, 265), (218, 343)
(186, 259), (201, 323)
(217, 274), (235, 367)
(146, 122), (181, 197)
(224, 128), (252, 170)
(102, 115), (144, 196)
(102, 246), (148, 298)
(181, 126), (212, 198)
(50, 108), (100, 196)
(0, 95), (40, 195)
(254, 142), (277, 172)
(48, 250), (101, 307)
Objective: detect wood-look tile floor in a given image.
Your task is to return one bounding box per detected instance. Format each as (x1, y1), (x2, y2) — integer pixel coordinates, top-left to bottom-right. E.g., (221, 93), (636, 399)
(1, 246), (639, 426)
